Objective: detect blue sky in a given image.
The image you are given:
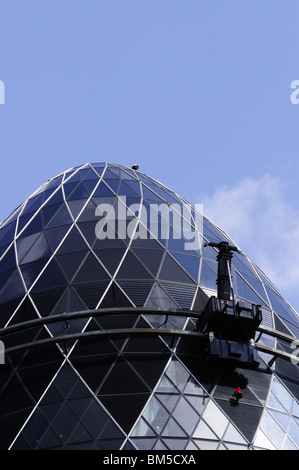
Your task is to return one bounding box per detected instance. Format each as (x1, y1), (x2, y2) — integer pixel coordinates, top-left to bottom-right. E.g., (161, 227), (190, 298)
(0, 1), (299, 312)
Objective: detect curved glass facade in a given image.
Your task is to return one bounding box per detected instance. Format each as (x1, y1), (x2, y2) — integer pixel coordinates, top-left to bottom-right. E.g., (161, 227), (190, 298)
(0, 162), (298, 450)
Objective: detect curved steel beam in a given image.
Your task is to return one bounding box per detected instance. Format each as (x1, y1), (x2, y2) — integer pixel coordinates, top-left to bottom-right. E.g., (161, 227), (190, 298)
(0, 307), (201, 336)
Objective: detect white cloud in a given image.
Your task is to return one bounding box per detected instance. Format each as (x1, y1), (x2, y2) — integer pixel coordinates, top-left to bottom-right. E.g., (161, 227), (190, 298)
(201, 174), (299, 312)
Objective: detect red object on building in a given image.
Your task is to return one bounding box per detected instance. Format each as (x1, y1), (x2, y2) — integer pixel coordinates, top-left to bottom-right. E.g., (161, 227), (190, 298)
(234, 387), (243, 399)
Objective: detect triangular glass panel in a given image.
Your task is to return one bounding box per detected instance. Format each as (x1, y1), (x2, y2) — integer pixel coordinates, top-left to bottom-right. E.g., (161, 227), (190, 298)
(17, 213), (33, 235)
(99, 393), (151, 433)
(93, 181), (114, 197)
(165, 359), (191, 392)
(64, 170), (81, 184)
(17, 232), (40, 263)
(119, 180), (140, 197)
(144, 282), (179, 310)
(162, 438), (188, 450)
(73, 279), (110, 309)
(31, 286), (66, 316)
(67, 182), (89, 201)
(236, 271), (268, 305)
(50, 286), (86, 315)
(67, 199), (88, 219)
(266, 287), (295, 325)
(36, 427), (64, 449)
(83, 179), (98, 194)
(67, 421), (93, 444)
(78, 168), (93, 180)
(76, 200), (98, 223)
(158, 253), (194, 283)
(73, 253), (109, 283)
(131, 417), (157, 437)
(202, 243), (218, 262)
(127, 353), (171, 390)
(8, 296), (38, 326)
(80, 168), (99, 181)
(0, 221), (16, 247)
(50, 402), (80, 444)
(156, 393), (179, 413)
(172, 397), (200, 435)
(21, 409), (49, 449)
(31, 259), (67, 293)
(99, 357), (149, 395)
(223, 422), (248, 444)
(20, 258), (50, 290)
(142, 185), (165, 203)
(156, 375), (180, 394)
(119, 168), (137, 180)
(45, 175), (63, 190)
(166, 230), (195, 254)
(80, 398), (111, 438)
(0, 298), (22, 328)
(46, 204), (72, 229)
(98, 283), (132, 308)
(0, 268), (25, 303)
(91, 163), (105, 173)
(20, 232), (51, 264)
(41, 203), (62, 227)
(51, 365), (80, 398)
(42, 187), (58, 204)
(22, 194), (43, 216)
(132, 248), (164, 277)
(19, 213), (43, 238)
(104, 168), (120, 178)
(203, 219), (226, 243)
(122, 196), (141, 211)
(194, 439), (219, 450)
(46, 188), (64, 206)
(169, 251), (200, 282)
(199, 260), (217, 290)
(159, 188), (181, 206)
(45, 225), (70, 252)
(63, 181), (80, 199)
(103, 178), (120, 193)
(94, 247), (126, 276)
(193, 419), (218, 440)
(116, 250), (153, 280)
(236, 272), (267, 306)
(0, 245), (16, 273)
(142, 396), (170, 434)
(57, 226), (88, 254)
(117, 279), (154, 306)
(152, 439), (168, 450)
(268, 410), (290, 431)
(56, 251), (87, 281)
(97, 280), (132, 307)
(161, 418), (187, 437)
(77, 220), (98, 246)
